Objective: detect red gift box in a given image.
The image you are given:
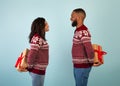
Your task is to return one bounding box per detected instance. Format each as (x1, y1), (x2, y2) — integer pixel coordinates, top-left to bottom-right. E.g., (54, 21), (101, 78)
(15, 48), (29, 72)
(92, 44), (107, 67)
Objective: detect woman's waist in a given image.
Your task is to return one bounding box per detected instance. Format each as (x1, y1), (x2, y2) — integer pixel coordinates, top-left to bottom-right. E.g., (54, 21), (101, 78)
(28, 68), (46, 75)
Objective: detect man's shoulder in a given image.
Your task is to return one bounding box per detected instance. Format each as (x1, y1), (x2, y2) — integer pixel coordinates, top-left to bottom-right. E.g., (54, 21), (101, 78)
(75, 24), (88, 31)
(81, 25), (88, 30)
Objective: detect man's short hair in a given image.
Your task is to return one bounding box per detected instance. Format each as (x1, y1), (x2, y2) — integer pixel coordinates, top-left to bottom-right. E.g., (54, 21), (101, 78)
(73, 8), (86, 19)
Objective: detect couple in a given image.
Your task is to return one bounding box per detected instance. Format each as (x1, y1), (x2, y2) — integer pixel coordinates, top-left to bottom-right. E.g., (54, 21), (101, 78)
(27, 8), (94, 86)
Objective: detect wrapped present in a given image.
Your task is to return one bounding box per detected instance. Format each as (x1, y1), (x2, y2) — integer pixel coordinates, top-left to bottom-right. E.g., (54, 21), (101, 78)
(15, 48), (29, 72)
(92, 44), (107, 67)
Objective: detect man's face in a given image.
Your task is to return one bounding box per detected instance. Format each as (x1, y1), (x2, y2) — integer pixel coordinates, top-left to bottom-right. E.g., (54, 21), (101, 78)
(70, 12), (78, 27)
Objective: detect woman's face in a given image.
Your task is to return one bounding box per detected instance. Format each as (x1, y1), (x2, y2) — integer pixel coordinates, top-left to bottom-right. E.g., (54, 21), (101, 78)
(45, 21), (49, 32)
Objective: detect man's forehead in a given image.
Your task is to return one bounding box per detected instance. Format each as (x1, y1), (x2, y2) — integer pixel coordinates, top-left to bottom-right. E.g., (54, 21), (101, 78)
(71, 12), (77, 16)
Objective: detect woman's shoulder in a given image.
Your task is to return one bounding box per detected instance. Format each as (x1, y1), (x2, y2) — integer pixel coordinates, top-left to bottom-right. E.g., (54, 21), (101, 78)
(31, 34), (41, 43)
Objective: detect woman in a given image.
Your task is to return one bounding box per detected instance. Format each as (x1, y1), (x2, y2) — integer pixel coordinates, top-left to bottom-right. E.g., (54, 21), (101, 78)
(27, 17), (49, 86)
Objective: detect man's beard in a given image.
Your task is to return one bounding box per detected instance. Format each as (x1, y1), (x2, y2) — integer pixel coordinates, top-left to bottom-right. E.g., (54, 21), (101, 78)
(72, 20), (77, 27)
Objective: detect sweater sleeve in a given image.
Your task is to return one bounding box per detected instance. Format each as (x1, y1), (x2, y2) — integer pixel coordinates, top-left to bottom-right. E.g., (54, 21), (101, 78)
(27, 35), (42, 66)
(83, 42), (94, 59)
(80, 30), (94, 59)
(27, 49), (38, 66)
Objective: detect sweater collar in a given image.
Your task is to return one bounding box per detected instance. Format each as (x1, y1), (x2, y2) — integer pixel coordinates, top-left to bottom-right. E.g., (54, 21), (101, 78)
(75, 24), (87, 32)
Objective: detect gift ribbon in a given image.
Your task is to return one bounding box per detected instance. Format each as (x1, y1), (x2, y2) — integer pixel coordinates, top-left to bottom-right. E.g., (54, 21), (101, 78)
(94, 46), (107, 63)
(15, 53), (23, 67)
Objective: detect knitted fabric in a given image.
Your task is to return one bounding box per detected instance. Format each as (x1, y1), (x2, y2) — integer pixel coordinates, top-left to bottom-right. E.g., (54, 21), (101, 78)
(72, 25), (94, 68)
(27, 34), (49, 72)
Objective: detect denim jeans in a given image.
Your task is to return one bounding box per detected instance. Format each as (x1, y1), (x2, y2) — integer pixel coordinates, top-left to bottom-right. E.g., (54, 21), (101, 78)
(74, 67), (92, 86)
(29, 72), (45, 86)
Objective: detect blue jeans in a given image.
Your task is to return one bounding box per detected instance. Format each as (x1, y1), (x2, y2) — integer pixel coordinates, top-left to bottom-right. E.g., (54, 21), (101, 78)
(74, 67), (92, 86)
(29, 72), (45, 86)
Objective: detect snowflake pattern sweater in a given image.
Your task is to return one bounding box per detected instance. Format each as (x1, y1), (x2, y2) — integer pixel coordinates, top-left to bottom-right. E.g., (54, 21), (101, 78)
(72, 25), (94, 68)
(27, 34), (49, 75)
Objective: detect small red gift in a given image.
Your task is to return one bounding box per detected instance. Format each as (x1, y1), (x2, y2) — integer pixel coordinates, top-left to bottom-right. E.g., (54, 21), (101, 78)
(15, 48), (29, 72)
(92, 44), (107, 67)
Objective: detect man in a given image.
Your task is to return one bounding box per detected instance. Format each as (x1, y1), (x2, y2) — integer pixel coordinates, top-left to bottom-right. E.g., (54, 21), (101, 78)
(70, 8), (94, 86)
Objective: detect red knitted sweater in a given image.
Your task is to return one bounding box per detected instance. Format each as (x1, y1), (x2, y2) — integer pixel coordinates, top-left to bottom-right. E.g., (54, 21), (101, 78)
(27, 34), (49, 75)
(72, 25), (94, 68)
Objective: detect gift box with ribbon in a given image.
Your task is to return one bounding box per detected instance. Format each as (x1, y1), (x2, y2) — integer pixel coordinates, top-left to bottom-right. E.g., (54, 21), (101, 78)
(15, 48), (29, 72)
(92, 44), (107, 67)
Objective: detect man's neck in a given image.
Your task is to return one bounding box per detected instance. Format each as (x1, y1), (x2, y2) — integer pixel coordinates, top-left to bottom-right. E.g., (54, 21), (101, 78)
(76, 23), (83, 28)
(76, 20), (84, 28)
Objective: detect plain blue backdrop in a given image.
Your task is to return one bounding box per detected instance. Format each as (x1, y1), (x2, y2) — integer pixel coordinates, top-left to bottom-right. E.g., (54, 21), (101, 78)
(0, 0), (120, 86)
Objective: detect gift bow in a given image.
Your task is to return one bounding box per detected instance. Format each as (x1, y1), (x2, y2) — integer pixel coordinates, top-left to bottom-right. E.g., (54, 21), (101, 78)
(94, 46), (107, 63)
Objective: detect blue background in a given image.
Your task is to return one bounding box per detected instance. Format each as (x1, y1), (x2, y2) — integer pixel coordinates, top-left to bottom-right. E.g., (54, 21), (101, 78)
(0, 0), (120, 86)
